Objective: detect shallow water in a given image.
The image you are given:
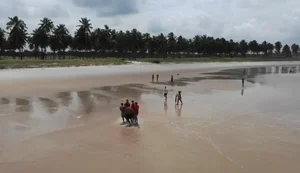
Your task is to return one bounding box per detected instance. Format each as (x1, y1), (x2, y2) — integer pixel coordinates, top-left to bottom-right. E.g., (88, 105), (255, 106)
(1, 64), (300, 173)
(0, 61), (299, 80)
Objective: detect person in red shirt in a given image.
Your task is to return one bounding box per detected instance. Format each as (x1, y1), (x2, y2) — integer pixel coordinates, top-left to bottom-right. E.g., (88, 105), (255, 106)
(133, 102), (139, 125)
(131, 100), (135, 109)
(124, 99), (130, 107)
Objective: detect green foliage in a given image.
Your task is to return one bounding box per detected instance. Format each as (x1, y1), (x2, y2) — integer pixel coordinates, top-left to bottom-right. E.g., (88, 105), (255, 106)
(0, 16), (299, 63)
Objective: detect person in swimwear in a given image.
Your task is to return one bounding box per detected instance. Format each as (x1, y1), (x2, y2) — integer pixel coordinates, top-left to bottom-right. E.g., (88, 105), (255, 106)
(163, 86), (168, 100)
(119, 103), (126, 123)
(175, 91), (183, 105)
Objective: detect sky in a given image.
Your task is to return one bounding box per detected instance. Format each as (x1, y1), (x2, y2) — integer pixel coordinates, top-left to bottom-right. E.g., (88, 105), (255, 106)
(1, 0), (300, 45)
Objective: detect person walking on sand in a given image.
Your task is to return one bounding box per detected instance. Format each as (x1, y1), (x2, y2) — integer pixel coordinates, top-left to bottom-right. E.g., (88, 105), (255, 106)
(175, 91), (183, 105)
(124, 99), (130, 107)
(171, 75), (174, 83)
(156, 74), (159, 82)
(133, 102), (140, 126)
(152, 74), (154, 82)
(119, 103), (126, 123)
(163, 86), (168, 100)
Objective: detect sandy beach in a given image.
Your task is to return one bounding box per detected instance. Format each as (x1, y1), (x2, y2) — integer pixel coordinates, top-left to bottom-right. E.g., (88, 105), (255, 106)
(1, 61), (300, 173)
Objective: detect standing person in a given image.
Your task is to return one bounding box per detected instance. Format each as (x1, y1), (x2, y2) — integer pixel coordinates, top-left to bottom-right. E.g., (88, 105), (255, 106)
(242, 77), (245, 87)
(119, 103), (126, 123)
(156, 74), (159, 82)
(124, 99), (130, 107)
(163, 86), (168, 100)
(171, 75), (174, 83)
(131, 100), (135, 109)
(152, 74), (154, 82)
(175, 91), (183, 105)
(134, 102), (140, 126)
(124, 107), (134, 125)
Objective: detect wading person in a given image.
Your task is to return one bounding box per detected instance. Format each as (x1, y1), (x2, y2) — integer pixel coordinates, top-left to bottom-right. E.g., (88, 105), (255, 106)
(133, 102), (140, 126)
(131, 100), (135, 109)
(119, 103), (126, 124)
(124, 106), (134, 125)
(163, 86), (168, 100)
(175, 91), (183, 105)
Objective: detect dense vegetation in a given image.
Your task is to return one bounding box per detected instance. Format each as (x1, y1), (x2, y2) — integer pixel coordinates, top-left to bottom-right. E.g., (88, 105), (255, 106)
(0, 16), (299, 60)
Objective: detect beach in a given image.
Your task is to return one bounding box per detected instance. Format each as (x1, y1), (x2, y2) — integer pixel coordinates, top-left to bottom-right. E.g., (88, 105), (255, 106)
(1, 61), (300, 173)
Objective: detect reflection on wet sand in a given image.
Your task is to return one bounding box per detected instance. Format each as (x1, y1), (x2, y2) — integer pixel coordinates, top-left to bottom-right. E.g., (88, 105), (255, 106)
(2, 64), (300, 173)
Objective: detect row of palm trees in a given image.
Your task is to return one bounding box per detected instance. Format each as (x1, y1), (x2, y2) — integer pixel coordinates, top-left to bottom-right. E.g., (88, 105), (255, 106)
(0, 16), (299, 59)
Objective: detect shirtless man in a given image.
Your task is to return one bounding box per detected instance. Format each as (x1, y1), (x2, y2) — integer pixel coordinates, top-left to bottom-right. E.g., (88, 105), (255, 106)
(175, 91), (183, 105)
(119, 103), (126, 123)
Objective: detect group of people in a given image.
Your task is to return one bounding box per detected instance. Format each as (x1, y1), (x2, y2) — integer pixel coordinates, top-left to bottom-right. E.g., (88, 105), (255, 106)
(119, 99), (140, 127)
(163, 86), (183, 105)
(152, 74), (174, 83)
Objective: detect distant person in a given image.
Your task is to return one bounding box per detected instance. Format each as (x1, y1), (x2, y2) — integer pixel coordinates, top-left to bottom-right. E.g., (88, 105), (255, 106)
(124, 99), (130, 107)
(163, 86), (168, 100)
(133, 102), (140, 126)
(156, 74), (159, 82)
(152, 74), (154, 82)
(242, 77), (245, 87)
(119, 103), (126, 123)
(175, 91), (183, 105)
(171, 75), (174, 83)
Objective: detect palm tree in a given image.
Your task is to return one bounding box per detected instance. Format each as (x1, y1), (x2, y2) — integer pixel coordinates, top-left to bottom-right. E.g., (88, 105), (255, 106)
(275, 41), (282, 55)
(6, 16), (28, 59)
(0, 28), (6, 58)
(28, 29), (41, 59)
(267, 43), (274, 55)
(37, 18), (54, 59)
(51, 24), (72, 59)
(282, 44), (291, 57)
(239, 40), (248, 57)
(167, 32), (176, 57)
(74, 18), (92, 58)
(291, 44), (299, 57)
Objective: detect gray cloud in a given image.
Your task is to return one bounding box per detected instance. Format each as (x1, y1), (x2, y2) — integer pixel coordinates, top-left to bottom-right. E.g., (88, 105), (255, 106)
(72, 0), (139, 17)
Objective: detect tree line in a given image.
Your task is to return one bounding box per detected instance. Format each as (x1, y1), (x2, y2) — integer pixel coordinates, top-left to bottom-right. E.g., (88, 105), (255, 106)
(0, 16), (299, 60)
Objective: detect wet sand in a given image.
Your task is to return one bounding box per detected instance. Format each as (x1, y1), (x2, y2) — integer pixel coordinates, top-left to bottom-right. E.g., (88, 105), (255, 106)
(1, 62), (300, 173)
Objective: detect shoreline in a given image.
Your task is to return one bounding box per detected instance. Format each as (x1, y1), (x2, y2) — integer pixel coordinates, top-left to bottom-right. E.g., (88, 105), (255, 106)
(0, 57), (300, 70)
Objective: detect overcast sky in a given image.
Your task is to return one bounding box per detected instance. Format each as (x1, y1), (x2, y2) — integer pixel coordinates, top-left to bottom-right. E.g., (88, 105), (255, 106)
(0, 0), (300, 44)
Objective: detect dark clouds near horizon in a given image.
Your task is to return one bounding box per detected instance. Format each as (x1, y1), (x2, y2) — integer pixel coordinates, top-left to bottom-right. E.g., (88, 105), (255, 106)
(72, 0), (140, 17)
